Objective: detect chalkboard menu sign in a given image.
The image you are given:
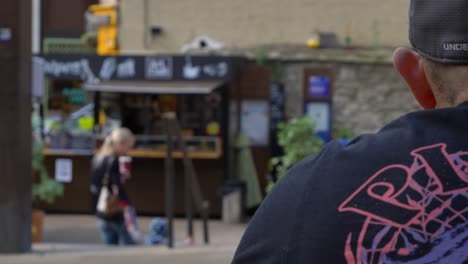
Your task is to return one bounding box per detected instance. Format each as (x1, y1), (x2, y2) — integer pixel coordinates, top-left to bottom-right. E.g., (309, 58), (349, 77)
(241, 100), (270, 146)
(270, 82), (286, 156)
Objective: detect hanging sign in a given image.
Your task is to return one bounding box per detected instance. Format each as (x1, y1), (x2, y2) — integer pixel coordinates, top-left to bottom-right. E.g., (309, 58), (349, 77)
(35, 55), (241, 82)
(55, 159), (73, 183)
(0, 28), (12, 42)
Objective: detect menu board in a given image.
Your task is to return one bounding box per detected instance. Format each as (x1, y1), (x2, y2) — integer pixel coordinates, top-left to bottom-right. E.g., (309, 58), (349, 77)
(37, 55), (239, 82)
(270, 83), (285, 155)
(241, 100), (270, 146)
(305, 101), (331, 142)
(270, 83), (285, 130)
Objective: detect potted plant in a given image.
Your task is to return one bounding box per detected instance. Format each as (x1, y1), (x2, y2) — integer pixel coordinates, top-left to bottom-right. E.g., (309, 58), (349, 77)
(267, 116), (324, 192)
(32, 138), (64, 243)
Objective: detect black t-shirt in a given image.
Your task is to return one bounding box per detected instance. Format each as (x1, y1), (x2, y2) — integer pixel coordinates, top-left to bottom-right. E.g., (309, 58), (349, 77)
(233, 102), (468, 264)
(91, 155), (129, 221)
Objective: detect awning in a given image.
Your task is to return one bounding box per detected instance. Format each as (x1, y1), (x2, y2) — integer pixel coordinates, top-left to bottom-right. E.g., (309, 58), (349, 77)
(83, 81), (224, 95)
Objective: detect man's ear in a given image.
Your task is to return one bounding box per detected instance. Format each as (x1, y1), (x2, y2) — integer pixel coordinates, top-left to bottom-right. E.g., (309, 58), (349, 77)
(393, 48), (436, 109)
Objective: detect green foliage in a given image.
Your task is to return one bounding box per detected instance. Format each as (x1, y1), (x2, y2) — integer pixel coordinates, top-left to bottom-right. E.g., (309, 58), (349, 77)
(32, 112), (64, 206)
(254, 48), (268, 65)
(32, 140), (64, 205)
(267, 116), (324, 192)
(254, 48), (283, 82)
(333, 124), (355, 139)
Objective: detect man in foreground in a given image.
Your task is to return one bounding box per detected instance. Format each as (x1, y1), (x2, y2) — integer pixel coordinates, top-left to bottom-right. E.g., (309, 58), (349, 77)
(232, 1), (468, 263)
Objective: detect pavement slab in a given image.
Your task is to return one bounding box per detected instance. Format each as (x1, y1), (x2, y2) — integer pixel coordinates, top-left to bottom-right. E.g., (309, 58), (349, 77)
(0, 215), (247, 264)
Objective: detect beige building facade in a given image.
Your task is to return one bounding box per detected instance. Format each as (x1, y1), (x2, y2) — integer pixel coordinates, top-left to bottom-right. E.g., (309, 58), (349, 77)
(120, 0), (410, 54)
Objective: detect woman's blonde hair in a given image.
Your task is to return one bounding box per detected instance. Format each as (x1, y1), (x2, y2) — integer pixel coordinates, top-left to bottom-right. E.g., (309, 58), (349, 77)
(98, 127), (135, 156)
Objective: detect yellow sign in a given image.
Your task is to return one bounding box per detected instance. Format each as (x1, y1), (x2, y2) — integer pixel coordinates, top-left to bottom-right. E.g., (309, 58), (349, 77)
(89, 4), (119, 55)
(206, 122), (220, 136)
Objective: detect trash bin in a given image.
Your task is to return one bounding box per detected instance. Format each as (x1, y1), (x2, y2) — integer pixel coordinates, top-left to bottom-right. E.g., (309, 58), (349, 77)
(220, 181), (246, 224)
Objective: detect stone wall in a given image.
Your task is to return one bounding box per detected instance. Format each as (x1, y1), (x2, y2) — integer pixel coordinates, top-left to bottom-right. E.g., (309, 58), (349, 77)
(282, 61), (421, 135)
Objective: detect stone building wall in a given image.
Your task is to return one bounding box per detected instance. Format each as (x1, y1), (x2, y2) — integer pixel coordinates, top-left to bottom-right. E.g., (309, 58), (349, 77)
(282, 61), (420, 135)
(119, 0), (409, 54)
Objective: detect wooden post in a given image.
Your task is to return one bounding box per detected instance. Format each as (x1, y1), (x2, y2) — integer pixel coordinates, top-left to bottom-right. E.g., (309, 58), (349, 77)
(202, 201), (210, 244)
(173, 120), (210, 245)
(93, 91), (101, 133)
(0, 0), (32, 253)
(163, 114), (175, 249)
(172, 120), (193, 242)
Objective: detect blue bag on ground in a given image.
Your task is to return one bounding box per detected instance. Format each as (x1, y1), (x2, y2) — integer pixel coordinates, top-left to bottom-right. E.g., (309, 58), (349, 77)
(145, 218), (167, 245)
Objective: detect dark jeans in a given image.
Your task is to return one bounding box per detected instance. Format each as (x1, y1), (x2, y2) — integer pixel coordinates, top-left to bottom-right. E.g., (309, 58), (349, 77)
(98, 219), (134, 245)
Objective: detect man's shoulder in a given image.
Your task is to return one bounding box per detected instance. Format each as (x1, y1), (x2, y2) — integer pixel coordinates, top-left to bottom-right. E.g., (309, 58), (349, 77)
(234, 106), (468, 263)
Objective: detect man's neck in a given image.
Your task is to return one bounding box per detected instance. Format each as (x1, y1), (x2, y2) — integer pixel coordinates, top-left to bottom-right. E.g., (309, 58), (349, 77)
(454, 90), (468, 106)
(435, 90), (468, 108)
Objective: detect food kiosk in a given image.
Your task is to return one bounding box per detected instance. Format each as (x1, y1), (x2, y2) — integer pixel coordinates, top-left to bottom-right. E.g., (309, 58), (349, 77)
(36, 54), (246, 216)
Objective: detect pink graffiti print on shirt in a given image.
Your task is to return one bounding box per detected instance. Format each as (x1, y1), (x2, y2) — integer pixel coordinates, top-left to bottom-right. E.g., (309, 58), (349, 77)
(338, 143), (468, 264)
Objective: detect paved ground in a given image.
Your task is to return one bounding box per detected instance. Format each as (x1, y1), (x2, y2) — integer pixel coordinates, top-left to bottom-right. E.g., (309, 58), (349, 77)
(0, 215), (247, 264)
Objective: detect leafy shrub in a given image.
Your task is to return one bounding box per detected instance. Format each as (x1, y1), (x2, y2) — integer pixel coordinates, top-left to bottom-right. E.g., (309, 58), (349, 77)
(267, 116), (324, 192)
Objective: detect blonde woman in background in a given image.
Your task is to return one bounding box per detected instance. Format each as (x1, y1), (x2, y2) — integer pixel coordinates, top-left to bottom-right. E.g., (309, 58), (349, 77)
(90, 127), (136, 245)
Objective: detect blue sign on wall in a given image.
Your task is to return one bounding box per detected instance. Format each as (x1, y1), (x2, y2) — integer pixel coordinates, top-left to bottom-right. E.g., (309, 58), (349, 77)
(308, 76), (330, 98)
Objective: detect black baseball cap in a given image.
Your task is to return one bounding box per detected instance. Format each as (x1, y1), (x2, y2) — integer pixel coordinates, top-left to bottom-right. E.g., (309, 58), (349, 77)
(410, 0), (468, 64)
